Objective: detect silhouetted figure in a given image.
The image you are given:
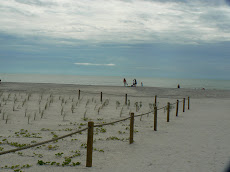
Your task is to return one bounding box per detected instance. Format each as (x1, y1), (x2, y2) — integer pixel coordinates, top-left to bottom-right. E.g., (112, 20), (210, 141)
(132, 79), (137, 87)
(123, 78), (127, 86)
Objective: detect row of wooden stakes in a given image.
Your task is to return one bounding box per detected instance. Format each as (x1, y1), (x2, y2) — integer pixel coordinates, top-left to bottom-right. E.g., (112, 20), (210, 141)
(86, 97), (190, 167)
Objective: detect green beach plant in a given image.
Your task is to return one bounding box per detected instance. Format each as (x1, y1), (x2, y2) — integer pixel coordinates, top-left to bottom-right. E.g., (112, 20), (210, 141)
(116, 101), (120, 109)
(63, 112), (67, 121)
(25, 108), (28, 117)
(41, 110), (44, 118)
(27, 114), (30, 124)
(120, 106), (123, 117)
(34, 112), (36, 120)
(5, 115), (9, 124)
(71, 104), (74, 113)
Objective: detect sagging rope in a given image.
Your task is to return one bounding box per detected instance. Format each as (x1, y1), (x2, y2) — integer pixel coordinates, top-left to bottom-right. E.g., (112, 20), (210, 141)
(0, 128), (88, 156)
(80, 90), (159, 98)
(94, 116), (131, 127)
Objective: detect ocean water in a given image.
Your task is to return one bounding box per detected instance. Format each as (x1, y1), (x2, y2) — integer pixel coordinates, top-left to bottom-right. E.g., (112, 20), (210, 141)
(0, 73), (230, 90)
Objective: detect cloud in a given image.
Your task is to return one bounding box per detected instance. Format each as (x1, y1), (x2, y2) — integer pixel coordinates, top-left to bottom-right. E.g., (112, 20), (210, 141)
(0, 0), (230, 44)
(74, 63), (115, 66)
(136, 67), (160, 70)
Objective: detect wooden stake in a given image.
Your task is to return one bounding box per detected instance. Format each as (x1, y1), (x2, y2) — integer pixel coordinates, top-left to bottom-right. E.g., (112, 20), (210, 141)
(78, 90), (80, 100)
(130, 113), (134, 144)
(183, 98), (185, 112)
(188, 97), (190, 110)
(86, 121), (94, 167)
(167, 102), (170, 122)
(176, 100), (179, 117)
(125, 94), (127, 105)
(155, 95), (157, 105)
(154, 106), (157, 131)
(100, 92), (102, 103)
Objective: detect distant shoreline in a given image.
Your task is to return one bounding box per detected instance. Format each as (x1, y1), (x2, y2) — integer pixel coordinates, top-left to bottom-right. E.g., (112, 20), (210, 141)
(1, 82), (230, 99)
(1, 73), (230, 90)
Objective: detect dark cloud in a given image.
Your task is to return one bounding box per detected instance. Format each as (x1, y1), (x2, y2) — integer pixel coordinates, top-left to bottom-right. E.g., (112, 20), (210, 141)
(142, 0), (187, 3)
(200, 11), (230, 32)
(226, 0), (230, 6)
(144, 0), (229, 6)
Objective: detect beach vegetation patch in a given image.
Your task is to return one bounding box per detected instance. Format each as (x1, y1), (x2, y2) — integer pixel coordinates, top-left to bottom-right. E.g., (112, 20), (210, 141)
(95, 127), (106, 133)
(55, 152), (64, 157)
(47, 145), (59, 150)
(33, 152), (43, 158)
(97, 118), (103, 121)
(1, 164), (32, 171)
(81, 143), (87, 148)
(94, 148), (104, 152)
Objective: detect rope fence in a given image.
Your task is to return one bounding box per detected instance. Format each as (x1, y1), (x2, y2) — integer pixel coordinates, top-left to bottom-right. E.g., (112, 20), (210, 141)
(94, 116), (131, 128)
(0, 128), (88, 156)
(0, 91), (191, 168)
(80, 90), (165, 98)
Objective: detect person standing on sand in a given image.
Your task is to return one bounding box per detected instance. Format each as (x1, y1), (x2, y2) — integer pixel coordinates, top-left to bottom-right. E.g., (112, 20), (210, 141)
(123, 78), (127, 86)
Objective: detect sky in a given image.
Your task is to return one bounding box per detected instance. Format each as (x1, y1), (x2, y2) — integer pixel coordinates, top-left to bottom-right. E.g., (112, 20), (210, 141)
(0, 0), (230, 80)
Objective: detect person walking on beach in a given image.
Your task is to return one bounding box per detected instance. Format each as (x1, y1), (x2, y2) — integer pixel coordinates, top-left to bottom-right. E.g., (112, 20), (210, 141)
(123, 78), (127, 86)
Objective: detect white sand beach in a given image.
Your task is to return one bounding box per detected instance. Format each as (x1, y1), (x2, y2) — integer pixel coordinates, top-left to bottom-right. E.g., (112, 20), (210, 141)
(0, 82), (230, 172)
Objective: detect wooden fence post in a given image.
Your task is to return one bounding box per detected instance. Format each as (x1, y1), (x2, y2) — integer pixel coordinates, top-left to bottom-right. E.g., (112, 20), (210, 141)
(86, 121), (94, 167)
(125, 94), (127, 105)
(130, 113), (134, 144)
(155, 95), (157, 105)
(154, 106), (157, 131)
(167, 102), (170, 122)
(188, 97), (190, 110)
(100, 92), (102, 103)
(78, 90), (80, 100)
(183, 98), (185, 112)
(176, 100), (179, 117)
